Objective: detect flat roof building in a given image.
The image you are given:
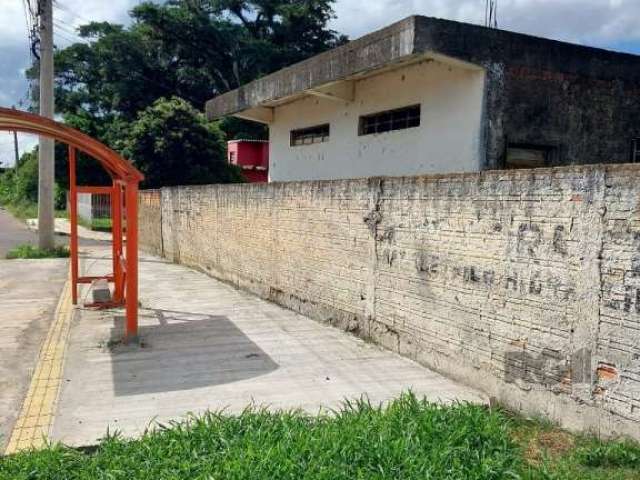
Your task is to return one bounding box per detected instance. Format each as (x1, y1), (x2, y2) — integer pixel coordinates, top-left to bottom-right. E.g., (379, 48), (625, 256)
(206, 16), (640, 182)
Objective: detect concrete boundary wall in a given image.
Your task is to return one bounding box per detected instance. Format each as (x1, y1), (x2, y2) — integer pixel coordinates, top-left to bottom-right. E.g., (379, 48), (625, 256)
(138, 189), (162, 256)
(139, 165), (640, 439)
(77, 193), (93, 224)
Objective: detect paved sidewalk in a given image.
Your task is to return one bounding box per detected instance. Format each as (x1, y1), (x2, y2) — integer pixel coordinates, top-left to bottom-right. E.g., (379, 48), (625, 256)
(50, 246), (486, 447)
(0, 258), (67, 451)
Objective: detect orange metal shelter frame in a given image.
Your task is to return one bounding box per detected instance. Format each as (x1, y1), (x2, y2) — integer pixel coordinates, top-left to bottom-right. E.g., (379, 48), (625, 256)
(0, 107), (144, 341)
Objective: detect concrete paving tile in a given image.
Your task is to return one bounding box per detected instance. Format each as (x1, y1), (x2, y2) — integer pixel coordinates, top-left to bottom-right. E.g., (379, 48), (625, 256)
(51, 246), (487, 447)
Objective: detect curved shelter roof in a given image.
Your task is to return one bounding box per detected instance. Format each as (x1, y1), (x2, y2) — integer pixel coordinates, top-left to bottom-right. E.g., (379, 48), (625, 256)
(0, 107), (143, 182)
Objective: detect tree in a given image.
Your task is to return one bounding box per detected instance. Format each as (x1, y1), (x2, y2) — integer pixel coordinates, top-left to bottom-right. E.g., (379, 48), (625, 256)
(0, 150), (66, 209)
(22, 0), (346, 190)
(122, 97), (243, 188)
(0, 151), (39, 205)
(48, 0), (345, 126)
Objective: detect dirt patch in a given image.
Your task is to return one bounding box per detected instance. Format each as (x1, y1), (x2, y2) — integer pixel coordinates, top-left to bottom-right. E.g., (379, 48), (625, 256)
(518, 428), (575, 465)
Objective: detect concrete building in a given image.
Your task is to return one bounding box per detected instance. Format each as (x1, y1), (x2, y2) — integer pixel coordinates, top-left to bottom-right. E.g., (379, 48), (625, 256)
(206, 16), (640, 182)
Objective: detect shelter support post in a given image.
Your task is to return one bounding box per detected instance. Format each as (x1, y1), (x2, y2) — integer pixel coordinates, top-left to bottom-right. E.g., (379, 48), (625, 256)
(125, 181), (139, 341)
(0, 107), (143, 342)
(68, 146), (78, 304)
(112, 182), (123, 302)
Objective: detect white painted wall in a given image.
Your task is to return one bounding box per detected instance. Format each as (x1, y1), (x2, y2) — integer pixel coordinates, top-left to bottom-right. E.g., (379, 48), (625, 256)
(268, 59), (486, 182)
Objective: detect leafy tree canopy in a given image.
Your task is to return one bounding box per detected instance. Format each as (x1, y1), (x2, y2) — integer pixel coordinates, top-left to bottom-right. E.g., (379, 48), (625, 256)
(22, 0), (345, 191)
(122, 97), (243, 188)
(48, 0), (345, 130)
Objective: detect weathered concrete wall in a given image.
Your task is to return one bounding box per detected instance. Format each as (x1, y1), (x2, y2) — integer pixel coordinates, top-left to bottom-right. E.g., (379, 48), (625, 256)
(138, 189), (162, 256)
(410, 16), (640, 169)
(77, 193), (93, 224)
(207, 16), (640, 170)
(139, 164), (640, 439)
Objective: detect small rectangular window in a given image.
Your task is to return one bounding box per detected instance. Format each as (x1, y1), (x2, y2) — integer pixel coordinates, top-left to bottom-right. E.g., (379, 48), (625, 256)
(632, 139), (640, 163)
(290, 124), (330, 146)
(505, 144), (555, 169)
(359, 105), (421, 136)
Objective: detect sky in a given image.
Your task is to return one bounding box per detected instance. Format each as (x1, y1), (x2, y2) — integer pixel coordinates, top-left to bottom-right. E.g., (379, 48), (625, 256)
(1, 0), (640, 167)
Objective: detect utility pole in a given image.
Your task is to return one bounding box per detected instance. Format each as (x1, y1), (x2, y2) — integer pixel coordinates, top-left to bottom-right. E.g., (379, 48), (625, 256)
(13, 131), (19, 168)
(12, 107), (19, 168)
(37, 0), (55, 249)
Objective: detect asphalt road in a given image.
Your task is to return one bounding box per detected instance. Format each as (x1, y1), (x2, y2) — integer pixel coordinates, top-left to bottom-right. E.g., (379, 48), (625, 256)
(0, 257), (68, 451)
(0, 207), (39, 257)
(0, 207), (107, 450)
(0, 207), (104, 257)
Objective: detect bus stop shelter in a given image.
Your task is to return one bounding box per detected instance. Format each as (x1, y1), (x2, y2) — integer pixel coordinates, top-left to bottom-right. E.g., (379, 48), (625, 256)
(0, 107), (144, 341)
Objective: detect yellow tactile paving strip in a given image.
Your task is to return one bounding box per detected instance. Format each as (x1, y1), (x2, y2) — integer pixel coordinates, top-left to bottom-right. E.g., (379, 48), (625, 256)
(4, 280), (73, 454)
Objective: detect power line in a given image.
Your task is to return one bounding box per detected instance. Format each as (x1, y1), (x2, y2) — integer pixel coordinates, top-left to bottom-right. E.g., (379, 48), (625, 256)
(53, 19), (79, 35)
(53, 29), (86, 46)
(51, 4), (94, 44)
(22, 0), (39, 106)
(52, 24), (89, 45)
(53, 15), (88, 33)
(38, 0), (207, 110)
(52, 0), (93, 25)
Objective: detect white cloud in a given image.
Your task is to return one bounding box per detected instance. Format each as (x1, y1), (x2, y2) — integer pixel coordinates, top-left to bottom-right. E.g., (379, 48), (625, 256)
(0, 132), (38, 168)
(50, 0), (137, 43)
(330, 0), (640, 47)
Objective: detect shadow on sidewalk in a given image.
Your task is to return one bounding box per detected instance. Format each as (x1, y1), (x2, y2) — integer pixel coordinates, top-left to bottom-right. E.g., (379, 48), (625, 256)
(108, 309), (278, 396)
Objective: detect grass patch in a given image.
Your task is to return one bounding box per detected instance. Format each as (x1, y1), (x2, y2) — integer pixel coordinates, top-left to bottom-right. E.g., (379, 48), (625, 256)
(0, 393), (638, 479)
(2, 200), (67, 222)
(508, 413), (640, 479)
(575, 439), (640, 469)
(77, 216), (112, 232)
(2, 200), (38, 220)
(91, 217), (112, 232)
(6, 244), (70, 259)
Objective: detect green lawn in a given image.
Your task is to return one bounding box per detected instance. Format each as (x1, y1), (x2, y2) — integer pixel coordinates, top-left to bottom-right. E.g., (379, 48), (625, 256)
(90, 217), (112, 232)
(76, 216), (112, 232)
(1, 393), (638, 479)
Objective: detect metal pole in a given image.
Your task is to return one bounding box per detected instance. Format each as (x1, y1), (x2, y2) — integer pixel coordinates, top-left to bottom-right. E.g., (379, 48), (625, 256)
(37, 0), (55, 249)
(69, 146), (78, 304)
(112, 182), (123, 302)
(12, 131), (19, 167)
(11, 107), (19, 167)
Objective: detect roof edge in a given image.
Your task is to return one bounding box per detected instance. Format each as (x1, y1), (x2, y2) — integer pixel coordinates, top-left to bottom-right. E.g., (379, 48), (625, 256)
(206, 15), (640, 121)
(206, 15), (418, 120)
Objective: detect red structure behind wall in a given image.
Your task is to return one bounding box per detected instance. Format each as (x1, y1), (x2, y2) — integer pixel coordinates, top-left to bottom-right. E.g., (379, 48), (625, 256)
(227, 139), (269, 182)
